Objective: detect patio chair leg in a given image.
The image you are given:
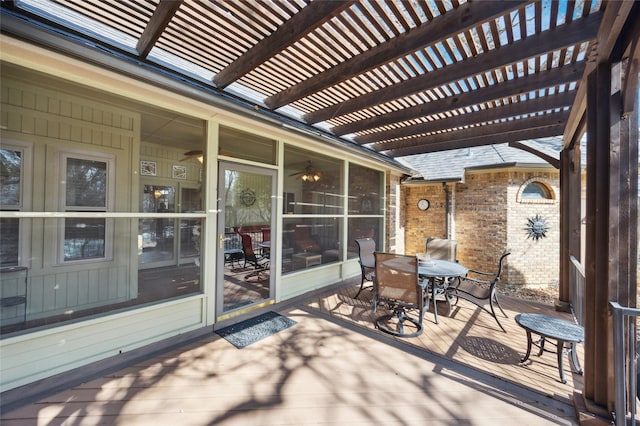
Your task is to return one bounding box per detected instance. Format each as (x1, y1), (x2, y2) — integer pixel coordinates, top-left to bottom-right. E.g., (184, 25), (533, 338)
(489, 299), (507, 332)
(354, 281), (365, 299)
(431, 280), (439, 324)
(493, 294), (508, 318)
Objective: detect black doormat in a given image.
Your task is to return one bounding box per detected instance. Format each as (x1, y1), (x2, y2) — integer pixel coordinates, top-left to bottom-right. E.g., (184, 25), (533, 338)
(215, 311), (297, 349)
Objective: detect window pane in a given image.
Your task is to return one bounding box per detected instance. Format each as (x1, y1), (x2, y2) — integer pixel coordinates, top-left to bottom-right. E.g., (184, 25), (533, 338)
(64, 218), (106, 261)
(143, 185), (176, 213)
(282, 217), (342, 273)
(180, 187), (202, 260)
(283, 147), (344, 215)
(180, 219), (201, 259)
(522, 182), (550, 199)
(0, 218), (19, 266)
(347, 217), (382, 259)
(349, 163), (383, 214)
(219, 126), (277, 165)
(0, 149), (21, 206)
(66, 158), (107, 207)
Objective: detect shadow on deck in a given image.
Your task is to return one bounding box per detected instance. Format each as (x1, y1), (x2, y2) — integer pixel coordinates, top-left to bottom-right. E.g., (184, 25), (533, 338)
(305, 281), (585, 405)
(1, 279), (583, 425)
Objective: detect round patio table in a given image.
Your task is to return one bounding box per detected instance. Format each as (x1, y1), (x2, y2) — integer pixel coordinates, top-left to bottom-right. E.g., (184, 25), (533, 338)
(515, 313), (584, 384)
(418, 259), (468, 324)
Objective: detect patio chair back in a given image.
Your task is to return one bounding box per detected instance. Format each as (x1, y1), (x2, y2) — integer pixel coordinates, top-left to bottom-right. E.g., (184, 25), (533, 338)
(372, 252), (425, 337)
(240, 234), (268, 269)
(425, 237), (458, 262)
(353, 238), (376, 298)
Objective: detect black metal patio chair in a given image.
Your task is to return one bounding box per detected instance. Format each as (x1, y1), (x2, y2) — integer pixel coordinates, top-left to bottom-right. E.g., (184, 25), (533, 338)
(354, 238), (376, 299)
(449, 251), (510, 332)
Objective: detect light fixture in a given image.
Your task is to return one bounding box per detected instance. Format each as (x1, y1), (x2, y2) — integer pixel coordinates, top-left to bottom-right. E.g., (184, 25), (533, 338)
(301, 170), (321, 182)
(181, 150), (203, 163)
(290, 160), (321, 182)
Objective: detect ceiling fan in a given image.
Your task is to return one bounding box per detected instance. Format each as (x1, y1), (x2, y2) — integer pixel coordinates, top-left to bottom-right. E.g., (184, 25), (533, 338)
(181, 150), (203, 163)
(289, 160), (321, 182)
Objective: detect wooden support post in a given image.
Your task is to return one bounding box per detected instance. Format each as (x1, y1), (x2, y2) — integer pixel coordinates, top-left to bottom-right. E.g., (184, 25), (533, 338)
(583, 56), (639, 415)
(558, 143), (582, 309)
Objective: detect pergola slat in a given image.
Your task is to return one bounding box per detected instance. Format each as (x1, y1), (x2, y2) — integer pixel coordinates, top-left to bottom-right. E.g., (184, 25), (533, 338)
(266, 1), (526, 109)
(304, 12), (601, 124)
(213, 1), (353, 88)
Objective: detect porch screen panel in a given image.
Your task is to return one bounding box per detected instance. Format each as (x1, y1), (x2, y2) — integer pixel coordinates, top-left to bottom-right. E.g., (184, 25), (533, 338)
(282, 146), (344, 273)
(347, 163), (384, 258)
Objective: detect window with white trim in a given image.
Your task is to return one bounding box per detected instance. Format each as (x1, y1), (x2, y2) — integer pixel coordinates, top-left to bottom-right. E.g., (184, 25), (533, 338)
(0, 142), (32, 267)
(59, 152), (114, 263)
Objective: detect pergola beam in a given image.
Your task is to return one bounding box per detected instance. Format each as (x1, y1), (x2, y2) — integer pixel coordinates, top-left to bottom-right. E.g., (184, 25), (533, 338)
(372, 110), (568, 153)
(265, 1), (527, 109)
(355, 91), (575, 144)
(562, 1), (636, 148)
(305, 12), (601, 124)
(335, 63), (584, 136)
(508, 141), (560, 168)
(213, 1), (354, 88)
(136, 0), (182, 58)
(386, 125), (564, 157)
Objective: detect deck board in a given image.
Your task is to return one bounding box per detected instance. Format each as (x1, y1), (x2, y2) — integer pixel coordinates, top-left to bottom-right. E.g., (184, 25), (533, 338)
(1, 282), (580, 425)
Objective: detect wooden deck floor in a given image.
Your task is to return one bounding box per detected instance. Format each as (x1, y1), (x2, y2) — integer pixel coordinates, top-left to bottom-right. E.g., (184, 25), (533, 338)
(307, 282), (585, 405)
(1, 281), (581, 425)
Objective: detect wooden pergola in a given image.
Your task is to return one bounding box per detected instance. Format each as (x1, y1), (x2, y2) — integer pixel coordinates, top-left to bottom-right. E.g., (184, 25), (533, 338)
(1, 0), (638, 417)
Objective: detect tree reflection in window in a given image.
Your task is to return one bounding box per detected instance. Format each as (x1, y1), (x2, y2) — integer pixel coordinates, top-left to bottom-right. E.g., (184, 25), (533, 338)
(66, 158), (107, 208)
(63, 157), (108, 261)
(0, 148), (22, 266)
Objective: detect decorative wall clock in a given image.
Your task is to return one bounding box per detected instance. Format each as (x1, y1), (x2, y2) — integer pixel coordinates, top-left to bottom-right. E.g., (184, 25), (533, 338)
(417, 199), (430, 211)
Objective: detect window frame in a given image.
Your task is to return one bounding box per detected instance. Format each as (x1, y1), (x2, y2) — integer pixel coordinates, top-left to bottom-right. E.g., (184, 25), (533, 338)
(0, 140), (33, 267)
(56, 150), (116, 265)
(516, 177), (556, 204)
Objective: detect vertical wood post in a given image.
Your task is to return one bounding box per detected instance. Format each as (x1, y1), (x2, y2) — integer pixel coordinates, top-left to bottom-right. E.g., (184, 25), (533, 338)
(559, 144), (582, 306)
(583, 56), (638, 414)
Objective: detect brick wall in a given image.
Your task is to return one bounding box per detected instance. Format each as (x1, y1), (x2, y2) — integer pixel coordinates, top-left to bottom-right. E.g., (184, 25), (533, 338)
(455, 171), (510, 274)
(506, 171), (559, 287)
(402, 184), (447, 254)
(403, 168), (560, 288)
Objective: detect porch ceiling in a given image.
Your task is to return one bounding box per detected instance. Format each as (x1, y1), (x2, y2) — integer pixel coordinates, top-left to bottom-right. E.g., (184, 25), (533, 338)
(0, 1), (628, 159)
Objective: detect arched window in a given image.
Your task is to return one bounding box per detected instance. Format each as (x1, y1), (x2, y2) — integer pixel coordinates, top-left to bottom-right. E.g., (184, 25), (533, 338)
(517, 178), (556, 204)
(521, 182), (552, 200)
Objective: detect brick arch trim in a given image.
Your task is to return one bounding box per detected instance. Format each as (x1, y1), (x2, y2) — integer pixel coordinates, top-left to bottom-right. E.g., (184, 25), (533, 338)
(516, 177), (557, 204)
